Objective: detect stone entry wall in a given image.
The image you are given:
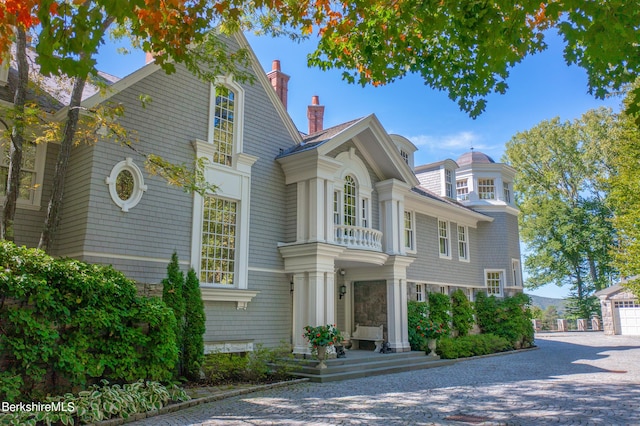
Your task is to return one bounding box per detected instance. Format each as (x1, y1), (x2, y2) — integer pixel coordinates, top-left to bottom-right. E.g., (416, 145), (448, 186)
(353, 280), (387, 348)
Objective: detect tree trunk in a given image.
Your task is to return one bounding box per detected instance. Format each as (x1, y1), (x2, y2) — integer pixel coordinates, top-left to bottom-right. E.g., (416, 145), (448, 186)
(1, 27), (28, 241)
(587, 255), (602, 290)
(38, 76), (86, 252)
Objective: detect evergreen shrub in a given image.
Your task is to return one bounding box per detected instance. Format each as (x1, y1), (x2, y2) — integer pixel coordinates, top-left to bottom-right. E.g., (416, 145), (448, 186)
(451, 289), (475, 336)
(475, 292), (534, 349)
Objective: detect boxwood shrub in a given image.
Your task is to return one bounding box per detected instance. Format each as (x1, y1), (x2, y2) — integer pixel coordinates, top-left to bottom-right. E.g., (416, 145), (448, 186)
(436, 334), (511, 359)
(0, 242), (178, 401)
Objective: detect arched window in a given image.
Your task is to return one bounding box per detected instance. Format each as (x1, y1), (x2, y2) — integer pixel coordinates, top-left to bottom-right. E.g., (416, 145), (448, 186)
(212, 86), (235, 166)
(343, 175), (357, 226)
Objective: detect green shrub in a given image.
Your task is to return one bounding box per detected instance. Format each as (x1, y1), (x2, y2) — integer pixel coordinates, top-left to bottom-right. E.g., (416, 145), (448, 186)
(407, 300), (429, 351)
(0, 380), (190, 426)
(475, 292), (535, 349)
(451, 289), (474, 336)
(202, 344), (294, 385)
(162, 252), (186, 377)
(428, 292), (452, 336)
(0, 241), (178, 401)
(183, 268), (206, 381)
(436, 334), (511, 359)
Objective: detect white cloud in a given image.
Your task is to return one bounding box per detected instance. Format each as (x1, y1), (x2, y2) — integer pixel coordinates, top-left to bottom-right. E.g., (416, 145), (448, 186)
(408, 131), (482, 150)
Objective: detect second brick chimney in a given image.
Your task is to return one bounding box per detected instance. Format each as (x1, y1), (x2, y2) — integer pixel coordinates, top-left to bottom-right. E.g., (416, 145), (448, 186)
(307, 95), (325, 135)
(266, 59), (290, 110)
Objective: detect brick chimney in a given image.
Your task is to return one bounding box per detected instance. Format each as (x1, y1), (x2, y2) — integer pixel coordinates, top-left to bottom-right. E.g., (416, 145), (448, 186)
(266, 59), (290, 110)
(307, 95), (324, 134)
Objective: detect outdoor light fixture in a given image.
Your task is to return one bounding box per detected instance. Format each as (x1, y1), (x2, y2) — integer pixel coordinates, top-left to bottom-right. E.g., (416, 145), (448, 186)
(340, 269), (346, 276)
(339, 284), (347, 299)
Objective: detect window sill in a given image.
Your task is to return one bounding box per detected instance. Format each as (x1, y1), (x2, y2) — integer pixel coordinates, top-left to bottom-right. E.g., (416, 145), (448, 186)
(199, 287), (259, 310)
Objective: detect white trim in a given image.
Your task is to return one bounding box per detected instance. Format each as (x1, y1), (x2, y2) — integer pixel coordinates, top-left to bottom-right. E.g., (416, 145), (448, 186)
(511, 258), (522, 287)
(248, 266), (286, 274)
(404, 210), (416, 253)
(407, 279), (482, 289)
(199, 287), (259, 310)
(104, 158), (147, 212)
(59, 251), (190, 265)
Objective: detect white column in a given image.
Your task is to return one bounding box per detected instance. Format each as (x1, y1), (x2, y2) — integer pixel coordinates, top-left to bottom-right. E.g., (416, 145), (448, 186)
(296, 181), (307, 242)
(386, 278), (410, 352)
(292, 272), (309, 354)
(325, 180), (335, 243)
(308, 178), (325, 242)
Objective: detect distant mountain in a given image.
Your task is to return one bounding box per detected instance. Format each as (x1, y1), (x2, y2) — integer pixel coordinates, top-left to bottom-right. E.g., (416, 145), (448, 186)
(526, 294), (568, 315)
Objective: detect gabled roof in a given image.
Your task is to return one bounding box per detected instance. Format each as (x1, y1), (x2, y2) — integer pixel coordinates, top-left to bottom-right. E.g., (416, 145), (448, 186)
(1, 47), (120, 112)
(279, 114), (419, 187)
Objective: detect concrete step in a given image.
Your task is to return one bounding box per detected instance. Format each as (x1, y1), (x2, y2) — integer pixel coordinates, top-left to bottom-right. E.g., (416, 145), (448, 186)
(289, 351), (456, 383)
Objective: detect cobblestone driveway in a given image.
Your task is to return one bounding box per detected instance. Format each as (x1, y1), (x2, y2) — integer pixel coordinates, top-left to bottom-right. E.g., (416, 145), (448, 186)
(131, 333), (640, 425)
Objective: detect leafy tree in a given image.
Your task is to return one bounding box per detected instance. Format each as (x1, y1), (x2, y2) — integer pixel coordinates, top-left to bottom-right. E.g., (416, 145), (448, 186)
(541, 306), (560, 330)
(183, 268), (206, 381)
(607, 82), (640, 298)
(503, 109), (617, 306)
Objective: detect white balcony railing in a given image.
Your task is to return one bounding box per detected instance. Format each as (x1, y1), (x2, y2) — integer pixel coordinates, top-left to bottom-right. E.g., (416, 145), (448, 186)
(334, 224), (383, 251)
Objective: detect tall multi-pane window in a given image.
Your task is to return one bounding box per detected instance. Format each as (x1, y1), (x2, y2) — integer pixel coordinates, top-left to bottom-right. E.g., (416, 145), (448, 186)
(503, 182), (511, 203)
(404, 211), (414, 250)
(438, 219), (450, 257)
(361, 199), (368, 228)
(458, 225), (468, 261)
(477, 178), (495, 200)
(200, 196), (237, 285)
(486, 271), (503, 296)
(212, 86), (235, 166)
(343, 175), (357, 226)
(445, 169), (453, 198)
(456, 179), (469, 201)
(333, 191), (340, 224)
(0, 138), (37, 201)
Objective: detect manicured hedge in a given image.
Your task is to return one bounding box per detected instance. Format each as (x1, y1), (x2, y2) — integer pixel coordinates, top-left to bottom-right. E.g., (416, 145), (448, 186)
(436, 334), (511, 359)
(0, 242), (178, 401)
(475, 292), (535, 349)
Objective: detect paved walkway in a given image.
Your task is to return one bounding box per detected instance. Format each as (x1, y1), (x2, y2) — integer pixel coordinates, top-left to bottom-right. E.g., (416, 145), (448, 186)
(130, 333), (640, 425)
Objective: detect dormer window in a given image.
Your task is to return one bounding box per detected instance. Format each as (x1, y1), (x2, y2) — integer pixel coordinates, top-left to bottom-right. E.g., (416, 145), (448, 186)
(445, 169), (453, 198)
(400, 149), (409, 165)
(478, 178), (495, 200)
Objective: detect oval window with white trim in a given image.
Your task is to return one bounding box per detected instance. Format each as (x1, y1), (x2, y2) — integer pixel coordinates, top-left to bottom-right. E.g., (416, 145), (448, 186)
(105, 158), (147, 212)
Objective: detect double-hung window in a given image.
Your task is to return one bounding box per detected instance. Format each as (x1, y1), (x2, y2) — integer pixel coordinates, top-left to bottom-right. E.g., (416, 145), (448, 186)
(445, 169), (453, 198)
(415, 283), (425, 302)
(438, 219), (450, 258)
(0, 137), (45, 208)
(457, 225), (469, 261)
(404, 211), (415, 251)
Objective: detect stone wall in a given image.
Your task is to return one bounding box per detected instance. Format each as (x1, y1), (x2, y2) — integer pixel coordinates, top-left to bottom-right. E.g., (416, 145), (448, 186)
(353, 280), (387, 347)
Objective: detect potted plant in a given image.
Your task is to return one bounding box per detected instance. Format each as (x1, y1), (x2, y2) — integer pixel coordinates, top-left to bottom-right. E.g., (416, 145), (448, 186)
(303, 324), (343, 369)
(416, 319), (445, 357)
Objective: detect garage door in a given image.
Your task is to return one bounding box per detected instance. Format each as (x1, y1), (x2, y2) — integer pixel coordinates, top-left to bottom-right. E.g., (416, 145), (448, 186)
(614, 300), (640, 335)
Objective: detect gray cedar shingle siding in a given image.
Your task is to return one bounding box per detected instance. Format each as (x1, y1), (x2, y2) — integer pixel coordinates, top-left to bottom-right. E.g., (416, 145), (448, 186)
(406, 212), (482, 286)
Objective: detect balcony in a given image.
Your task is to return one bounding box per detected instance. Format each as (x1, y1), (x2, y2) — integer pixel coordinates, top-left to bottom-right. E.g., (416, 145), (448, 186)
(334, 225), (383, 251)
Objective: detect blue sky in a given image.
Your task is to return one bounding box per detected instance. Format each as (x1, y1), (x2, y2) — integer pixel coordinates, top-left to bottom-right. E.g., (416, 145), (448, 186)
(96, 30), (621, 299)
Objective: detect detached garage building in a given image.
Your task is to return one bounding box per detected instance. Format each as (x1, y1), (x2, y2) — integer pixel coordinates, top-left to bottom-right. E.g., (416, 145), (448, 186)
(596, 283), (640, 335)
